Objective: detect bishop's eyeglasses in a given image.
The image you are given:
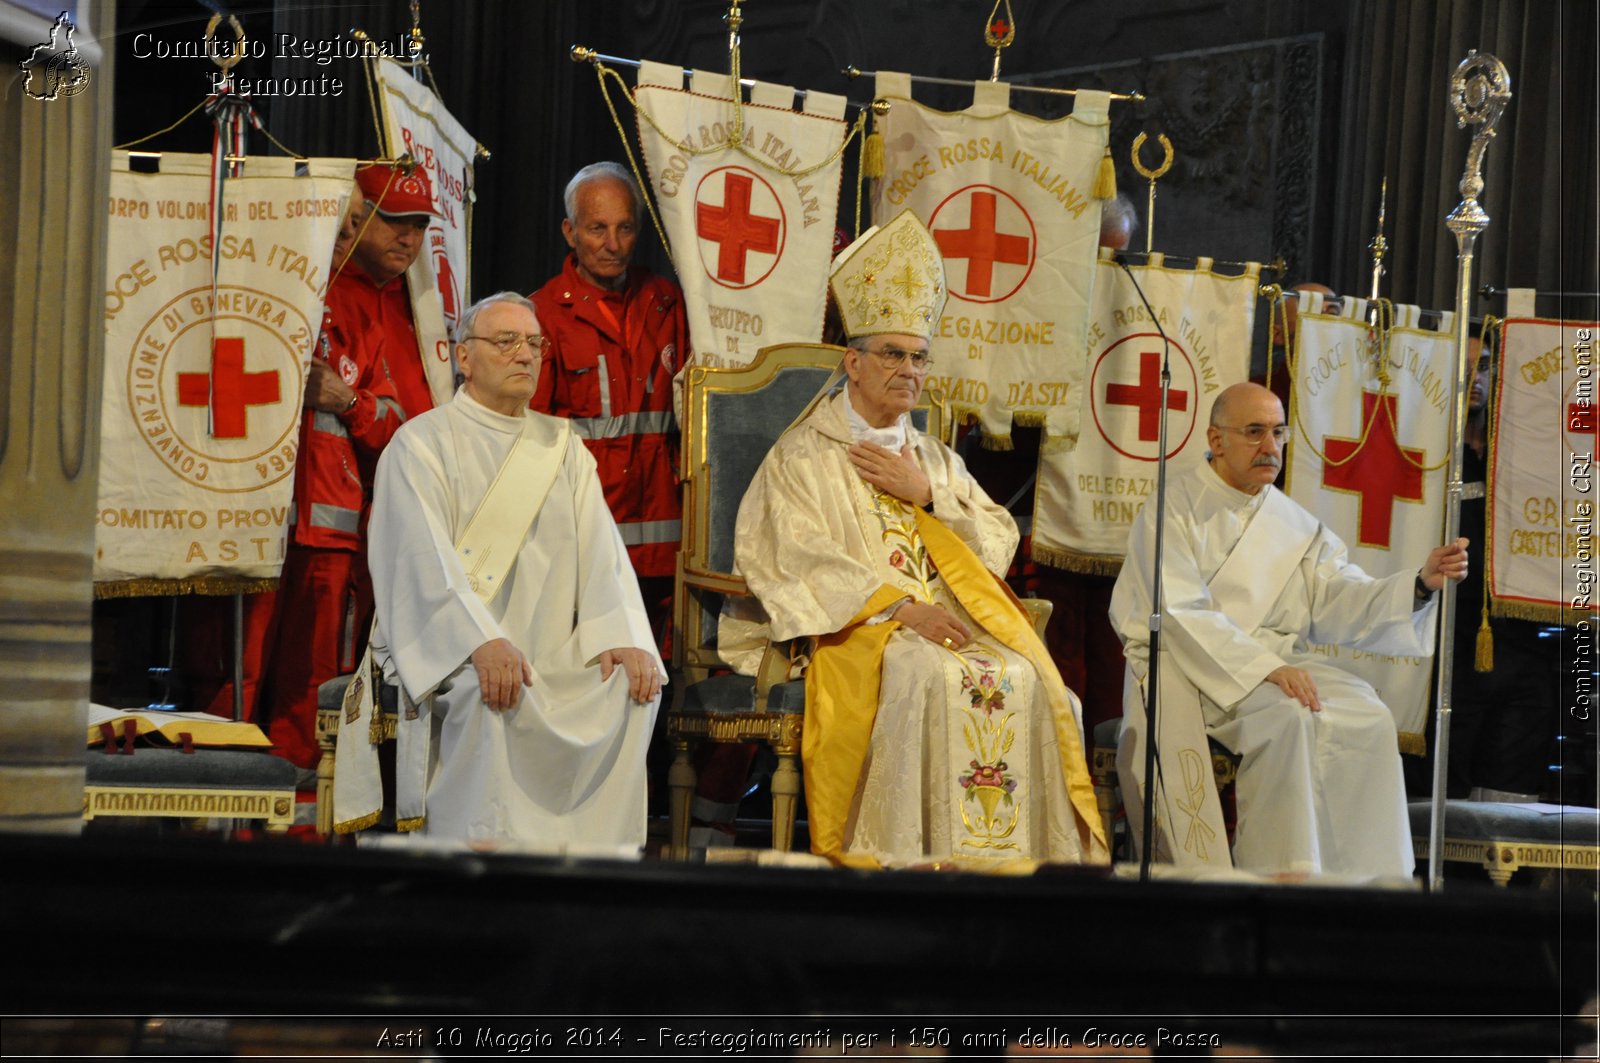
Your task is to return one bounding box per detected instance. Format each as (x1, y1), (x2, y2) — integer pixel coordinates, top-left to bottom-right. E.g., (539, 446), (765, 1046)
(865, 345), (935, 372)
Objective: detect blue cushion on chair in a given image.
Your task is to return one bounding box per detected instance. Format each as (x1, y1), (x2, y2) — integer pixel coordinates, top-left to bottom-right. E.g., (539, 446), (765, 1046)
(84, 747), (297, 789)
(682, 673), (805, 715)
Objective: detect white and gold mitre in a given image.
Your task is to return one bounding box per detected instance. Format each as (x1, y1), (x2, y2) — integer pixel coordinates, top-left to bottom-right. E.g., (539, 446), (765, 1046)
(828, 209), (948, 342)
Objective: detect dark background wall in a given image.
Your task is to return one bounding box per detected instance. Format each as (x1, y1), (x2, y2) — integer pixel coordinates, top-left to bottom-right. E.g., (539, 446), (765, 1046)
(109, 0), (1596, 312)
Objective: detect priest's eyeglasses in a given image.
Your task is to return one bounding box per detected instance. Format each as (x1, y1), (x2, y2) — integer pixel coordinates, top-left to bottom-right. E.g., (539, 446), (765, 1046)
(1216, 423), (1293, 445)
(465, 332), (549, 357)
(866, 346), (935, 372)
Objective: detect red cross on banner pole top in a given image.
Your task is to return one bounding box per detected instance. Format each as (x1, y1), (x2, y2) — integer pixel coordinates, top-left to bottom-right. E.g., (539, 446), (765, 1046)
(696, 170), (781, 285)
(933, 189), (1030, 299)
(1321, 390), (1425, 548)
(1105, 350), (1189, 441)
(177, 336), (280, 439)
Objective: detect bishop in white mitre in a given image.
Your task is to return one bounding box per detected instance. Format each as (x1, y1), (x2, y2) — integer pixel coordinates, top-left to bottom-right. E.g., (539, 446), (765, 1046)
(723, 212), (1107, 870)
(343, 291), (661, 854)
(1110, 381), (1469, 879)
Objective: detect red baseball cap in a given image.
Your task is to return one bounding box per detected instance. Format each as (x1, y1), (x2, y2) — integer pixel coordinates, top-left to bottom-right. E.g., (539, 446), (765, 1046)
(355, 164), (439, 219)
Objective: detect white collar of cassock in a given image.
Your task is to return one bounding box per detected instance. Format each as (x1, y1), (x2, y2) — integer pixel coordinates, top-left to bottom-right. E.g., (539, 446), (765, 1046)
(455, 386), (527, 433)
(843, 390), (908, 450)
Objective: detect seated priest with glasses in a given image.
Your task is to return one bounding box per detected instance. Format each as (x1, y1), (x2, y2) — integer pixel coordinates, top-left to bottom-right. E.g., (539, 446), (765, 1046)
(723, 211), (1108, 870)
(341, 292), (662, 853)
(1109, 381), (1469, 879)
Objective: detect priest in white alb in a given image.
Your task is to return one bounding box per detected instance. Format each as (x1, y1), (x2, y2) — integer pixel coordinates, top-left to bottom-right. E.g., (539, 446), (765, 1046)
(337, 291), (662, 853)
(1109, 381), (1469, 879)
(723, 211), (1107, 870)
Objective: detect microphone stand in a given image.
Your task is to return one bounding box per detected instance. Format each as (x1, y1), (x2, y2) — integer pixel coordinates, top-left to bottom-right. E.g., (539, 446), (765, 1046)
(1116, 254), (1175, 883)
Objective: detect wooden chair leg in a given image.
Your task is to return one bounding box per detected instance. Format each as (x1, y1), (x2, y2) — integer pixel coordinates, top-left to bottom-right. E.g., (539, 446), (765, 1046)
(667, 739), (697, 860)
(771, 750), (800, 853)
(316, 720), (337, 838)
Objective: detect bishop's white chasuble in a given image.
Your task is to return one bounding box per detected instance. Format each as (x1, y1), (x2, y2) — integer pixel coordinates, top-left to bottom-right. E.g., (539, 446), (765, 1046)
(726, 393), (1106, 869)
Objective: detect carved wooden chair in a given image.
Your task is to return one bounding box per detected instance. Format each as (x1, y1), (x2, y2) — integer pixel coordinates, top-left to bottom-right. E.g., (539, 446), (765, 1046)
(666, 342), (949, 858)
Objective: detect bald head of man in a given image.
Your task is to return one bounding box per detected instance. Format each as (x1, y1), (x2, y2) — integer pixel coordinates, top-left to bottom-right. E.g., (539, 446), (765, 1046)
(1207, 382), (1290, 494)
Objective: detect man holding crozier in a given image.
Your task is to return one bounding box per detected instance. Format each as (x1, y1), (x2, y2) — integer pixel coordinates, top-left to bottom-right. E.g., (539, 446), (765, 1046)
(1110, 381), (1468, 878)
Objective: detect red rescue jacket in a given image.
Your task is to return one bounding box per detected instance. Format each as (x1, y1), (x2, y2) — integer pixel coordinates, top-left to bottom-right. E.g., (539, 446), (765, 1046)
(531, 258), (689, 578)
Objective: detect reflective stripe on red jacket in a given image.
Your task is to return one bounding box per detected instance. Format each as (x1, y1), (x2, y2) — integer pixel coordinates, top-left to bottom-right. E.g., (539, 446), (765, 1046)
(531, 257), (688, 578)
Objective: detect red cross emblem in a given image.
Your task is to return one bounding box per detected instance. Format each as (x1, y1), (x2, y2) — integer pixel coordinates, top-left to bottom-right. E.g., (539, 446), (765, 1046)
(176, 336), (281, 439)
(929, 184), (1035, 303)
(694, 166), (784, 289)
(1321, 390), (1424, 549)
(1106, 350), (1190, 441)
(1090, 334), (1199, 461)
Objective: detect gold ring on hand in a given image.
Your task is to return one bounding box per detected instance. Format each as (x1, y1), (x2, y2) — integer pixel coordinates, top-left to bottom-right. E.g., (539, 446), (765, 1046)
(942, 636), (954, 649)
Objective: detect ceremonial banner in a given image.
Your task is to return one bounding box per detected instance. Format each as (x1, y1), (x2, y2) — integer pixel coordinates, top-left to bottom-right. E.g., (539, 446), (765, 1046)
(1491, 317), (1600, 624)
(97, 152), (354, 592)
(635, 62), (847, 368)
(872, 72), (1108, 444)
(373, 55), (476, 405)
(1031, 254), (1257, 572)
(1285, 299), (1454, 749)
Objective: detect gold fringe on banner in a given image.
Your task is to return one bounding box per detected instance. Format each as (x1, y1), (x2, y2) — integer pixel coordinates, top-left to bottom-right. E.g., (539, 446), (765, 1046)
(1397, 732), (1426, 757)
(979, 432), (1015, 452)
(1029, 542), (1124, 576)
(1490, 597), (1591, 626)
(94, 577), (279, 599)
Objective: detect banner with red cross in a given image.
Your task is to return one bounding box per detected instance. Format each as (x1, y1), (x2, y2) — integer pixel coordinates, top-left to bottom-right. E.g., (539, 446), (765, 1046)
(1491, 316), (1600, 625)
(1285, 299), (1454, 749)
(871, 73), (1109, 445)
(634, 62), (847, 369)
(96, 152), (354, 592)
(1031, 254), (1258, 572)
(374, 56), (477, 406)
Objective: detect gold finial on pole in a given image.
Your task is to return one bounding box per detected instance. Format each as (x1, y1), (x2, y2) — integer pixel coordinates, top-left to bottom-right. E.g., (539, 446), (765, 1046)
(984, 0), (1017, 81)
(1131, 132), (1174, 255)
(725, 0), (744, 75)
(1368, 177), (1388, 302)
(408, 0), (426, 81)
(203, 13), (246, 74)
(1426, 49), (1512, 896)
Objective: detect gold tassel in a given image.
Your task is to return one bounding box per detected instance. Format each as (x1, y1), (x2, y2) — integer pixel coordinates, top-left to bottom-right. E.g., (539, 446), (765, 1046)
(863, 130), (884, 179)
(1092, 145), (1116, 200)
(1474, 608), (1494, 672)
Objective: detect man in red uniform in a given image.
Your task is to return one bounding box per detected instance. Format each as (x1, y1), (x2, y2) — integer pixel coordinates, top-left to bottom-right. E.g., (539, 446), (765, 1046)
(531, 162), (688, 643)
(258, 163), (442, 772)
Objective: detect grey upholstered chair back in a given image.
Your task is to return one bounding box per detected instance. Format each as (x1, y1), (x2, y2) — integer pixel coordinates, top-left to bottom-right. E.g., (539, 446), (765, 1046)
(702, 365), (834, 575)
